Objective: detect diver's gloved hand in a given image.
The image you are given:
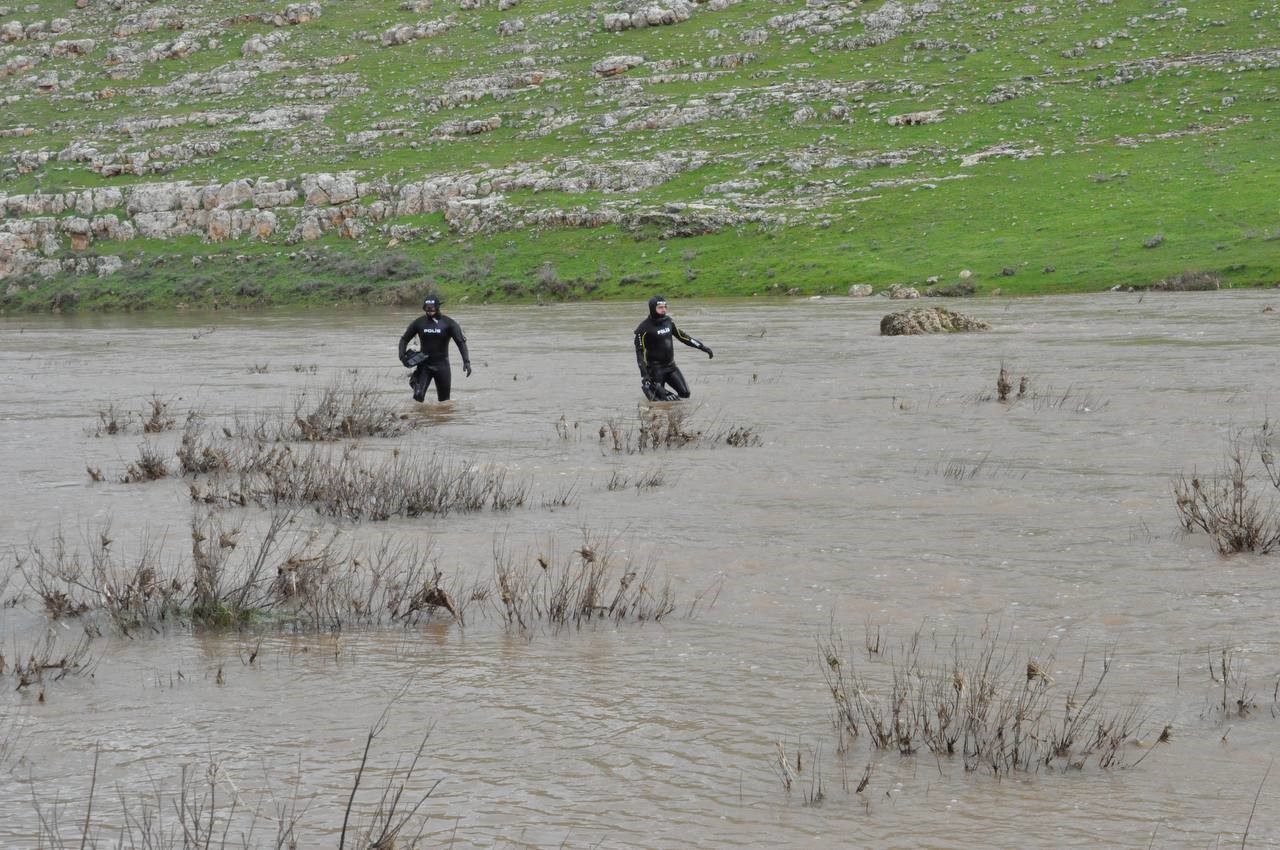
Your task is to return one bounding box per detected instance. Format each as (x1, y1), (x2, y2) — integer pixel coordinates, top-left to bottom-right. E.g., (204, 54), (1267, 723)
(641, 378), (659, 401)
(463, 362), (472, 378)
(703, 346), (714, 359)
(399, 351), (410, 367)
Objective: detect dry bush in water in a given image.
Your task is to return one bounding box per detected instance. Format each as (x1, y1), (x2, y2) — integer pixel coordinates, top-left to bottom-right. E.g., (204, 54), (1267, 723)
(972, 364), (1106, 413)
(121, 441), (172, 482)
(491, 530), (678, 632)
(0, 628), (97, 692)
(1203, 645), (1280, 722)
(232, 376), (412, 442)
(91, 394), (180, 436)
(17, 522), (181, 631)
(1174, 420), (1280, 554)
(13, 512), (476, 632)
(29, 708), (438, 850)
(818, 625), (1153, 775)
(598, 405), (763, 454)
(189, 443), (528, 521)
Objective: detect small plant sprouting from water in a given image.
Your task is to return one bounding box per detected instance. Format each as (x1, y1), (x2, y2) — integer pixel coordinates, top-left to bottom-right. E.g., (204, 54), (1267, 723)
(141, 393), (176, 433)
(973, 365), (1104, 413)
(553, 414), (580, 441)
(996, 363), (1023, 403)
(94, 403), (126, 436)
(606, 466), (667, 491)
(1203, 645), (1279, 721)
(772, 738), (825, 806)
(1174, 420), (1280, 554)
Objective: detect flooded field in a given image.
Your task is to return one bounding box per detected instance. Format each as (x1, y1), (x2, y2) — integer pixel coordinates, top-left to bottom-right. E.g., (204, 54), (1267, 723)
(2, 293), (1279, 848)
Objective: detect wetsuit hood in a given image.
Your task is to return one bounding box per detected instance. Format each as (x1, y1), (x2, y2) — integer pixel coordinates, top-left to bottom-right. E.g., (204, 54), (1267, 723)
(423, 295), (441, 322)
(647, 295), (668, 322)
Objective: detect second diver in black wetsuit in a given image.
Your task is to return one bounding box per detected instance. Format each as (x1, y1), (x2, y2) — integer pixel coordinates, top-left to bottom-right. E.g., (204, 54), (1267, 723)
(633, 294), (713, 401)
(398, 295), (471, 402)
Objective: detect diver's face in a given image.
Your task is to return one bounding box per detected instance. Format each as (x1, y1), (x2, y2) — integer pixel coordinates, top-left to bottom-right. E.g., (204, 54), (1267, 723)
(424, 303), (438, 316)
(654, 302), (667, 315)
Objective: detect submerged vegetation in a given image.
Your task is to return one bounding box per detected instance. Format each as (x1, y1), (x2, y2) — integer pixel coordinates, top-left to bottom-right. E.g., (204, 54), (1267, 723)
(1174, 419), (1280, 554)
(10, 513), (687, 637)
(818, 625), (1154, 776)
(24, 705), (439, 850)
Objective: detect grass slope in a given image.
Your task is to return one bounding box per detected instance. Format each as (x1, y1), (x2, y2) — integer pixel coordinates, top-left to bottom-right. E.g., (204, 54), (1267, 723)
(0, 0), (1277, 311)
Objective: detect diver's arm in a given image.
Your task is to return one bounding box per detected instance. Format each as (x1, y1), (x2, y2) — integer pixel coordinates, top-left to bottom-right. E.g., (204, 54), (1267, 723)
(634, 326), (649, 374)
(450, 321), (470, 365)
(398, 320), (418, 361)
(673, 323), (713, 358)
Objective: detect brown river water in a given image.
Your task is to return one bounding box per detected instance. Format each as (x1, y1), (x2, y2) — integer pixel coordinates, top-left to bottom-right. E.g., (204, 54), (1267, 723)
(2, 293), (1279, 848)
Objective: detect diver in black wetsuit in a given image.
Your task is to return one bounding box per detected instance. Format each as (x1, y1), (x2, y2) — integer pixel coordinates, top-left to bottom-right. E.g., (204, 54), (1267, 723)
(398, 295), (471, 402)
(633, 294), (713, 401)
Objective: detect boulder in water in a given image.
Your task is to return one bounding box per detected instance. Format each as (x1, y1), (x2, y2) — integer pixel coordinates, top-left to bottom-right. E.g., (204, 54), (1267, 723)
(880, 308), (990, 336)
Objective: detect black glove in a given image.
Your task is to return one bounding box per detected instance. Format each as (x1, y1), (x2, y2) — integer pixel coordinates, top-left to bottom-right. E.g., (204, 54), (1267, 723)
(703, 346), (714, 359)
(463, 363), (472, 377)
(641, 378), (659, 401)
(399, 351), (409, 367)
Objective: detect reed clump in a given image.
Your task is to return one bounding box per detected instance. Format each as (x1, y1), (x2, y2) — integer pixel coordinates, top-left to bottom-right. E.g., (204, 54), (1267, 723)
(12, 514), (508, 634)
(491, 531), (677, 632)
(121, 442), (171, 482)
(974, 365), (1105, 413)
(599, 405), (763, 454)
(29, 709), (438, 849)
(0, 629), (97, 691)
(188, 443), (528, 521)
(234, 376), (412, 442)
(1174, 420), (1280, 554)
(1204, 645), (1279, 721)
(818, 625), (1152, 775)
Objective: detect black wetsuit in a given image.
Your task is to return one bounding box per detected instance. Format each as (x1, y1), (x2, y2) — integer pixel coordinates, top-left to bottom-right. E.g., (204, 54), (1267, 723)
(634, 302), (711, 400)
(398, 313), (470, 402)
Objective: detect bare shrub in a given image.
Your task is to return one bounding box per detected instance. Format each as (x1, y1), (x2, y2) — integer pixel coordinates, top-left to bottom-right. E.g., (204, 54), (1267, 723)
(201, 444), (529, 521)
(1203, 645), (1275, 721)
(10, 514), (466, 633)
(121, 442), (171, 482)
(818, 625), (1152, 774)
(606, 466), (666, 491)
(18, 523), (180, 633)
(1174, 420), (1280, 554)
(977, 365), (1102, 413)
(141, 393), (176, 433)
(599, 405), (764, 454)
(30, 709), (437, 849)
(231, 377), (411, 442)
(289, 377), (408, 441)
(93, 403), (127, 436)
(491, 531), (676, 632)
(2, 628), (97, 691)
(177, 424), (235, 474)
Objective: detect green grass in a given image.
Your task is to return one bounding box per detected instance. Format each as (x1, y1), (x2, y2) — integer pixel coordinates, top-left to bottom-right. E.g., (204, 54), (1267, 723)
(2, 0), (1278, 312)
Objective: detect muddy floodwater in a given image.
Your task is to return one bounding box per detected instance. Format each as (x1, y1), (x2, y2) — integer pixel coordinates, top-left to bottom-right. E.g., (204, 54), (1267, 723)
(3, 293), (1280, 848)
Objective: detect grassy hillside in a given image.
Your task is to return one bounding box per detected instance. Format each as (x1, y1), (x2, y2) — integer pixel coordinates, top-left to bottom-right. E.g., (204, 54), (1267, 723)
(0, 0), (1277, 311)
